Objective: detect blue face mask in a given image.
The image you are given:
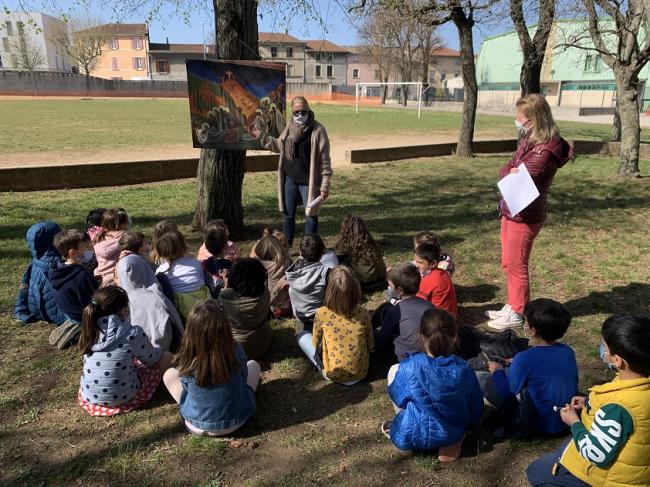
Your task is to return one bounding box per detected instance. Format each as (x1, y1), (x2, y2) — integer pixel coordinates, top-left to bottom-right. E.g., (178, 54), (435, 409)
(599, 342), (616, 370)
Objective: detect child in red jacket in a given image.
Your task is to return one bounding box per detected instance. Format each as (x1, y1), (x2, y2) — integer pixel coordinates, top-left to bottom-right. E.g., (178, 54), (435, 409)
(414, 243), (457, 317)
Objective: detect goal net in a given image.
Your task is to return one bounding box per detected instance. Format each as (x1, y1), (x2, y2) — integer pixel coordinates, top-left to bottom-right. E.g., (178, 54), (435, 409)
(355, 82), (424, 118)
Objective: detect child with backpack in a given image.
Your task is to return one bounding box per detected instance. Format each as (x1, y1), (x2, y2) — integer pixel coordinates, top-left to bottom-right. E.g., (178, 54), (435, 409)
(251, 234), (292, 318)
(382, 308), (484, 461)
(163, 299), (260, 436)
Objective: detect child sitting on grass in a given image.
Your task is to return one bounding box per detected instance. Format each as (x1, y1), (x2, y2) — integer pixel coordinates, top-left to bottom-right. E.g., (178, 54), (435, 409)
(298, 266), (374, 385)
(286, 234), (330, 333)
(48, 229), (98, 348)
(85, 208), (107, 244)
(200, 221), (233, 297)
(382, 308), (483, 461)
(93, 208), (131, 286)
(413, 231), (455, 275)
(77, 286), (172, 416)
(149, 219), (178, 265)
(485, 298), (578, 439)
(197, 219), (241, 263)
(14, 221), (67, 325)
(414, 242), (458, 317)
(335, 214), (387, 289)
(251, 234), (292, 318)
(373, 263), (435, 361)
(163, 299), (260, 436)
(118, 231), (150, 261)
(218, 258), (272, 360)
(155, 230), (210, 320)
(527, 314), (650, 487)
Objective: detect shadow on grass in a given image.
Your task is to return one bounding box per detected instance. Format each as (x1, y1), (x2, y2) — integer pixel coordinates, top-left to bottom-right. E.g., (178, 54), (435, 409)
(563, 282), (650, 317)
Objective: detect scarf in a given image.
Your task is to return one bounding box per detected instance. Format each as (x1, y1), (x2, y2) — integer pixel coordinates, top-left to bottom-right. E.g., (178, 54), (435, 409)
(284, 110), (315, 160)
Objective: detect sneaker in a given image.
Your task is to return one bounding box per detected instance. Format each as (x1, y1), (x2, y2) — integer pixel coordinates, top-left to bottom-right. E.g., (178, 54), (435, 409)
(381, 420), (392, 440)
(487, 310), (523, 330)
(484, 304), (512, 320)
(438, 438), (463, 462)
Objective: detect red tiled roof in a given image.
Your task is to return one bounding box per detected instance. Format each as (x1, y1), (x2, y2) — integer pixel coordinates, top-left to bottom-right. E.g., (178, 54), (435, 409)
(305, 39), (349, 53)
(149, 43), (215, 54)
(431, 47), (460, 57)
(77, 23), (148, 37)
(258, 32), (304, 44)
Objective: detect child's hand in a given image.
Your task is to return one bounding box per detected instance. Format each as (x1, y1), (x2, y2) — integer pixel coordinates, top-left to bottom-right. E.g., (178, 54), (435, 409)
(487, 361), (503, 374)
(218, 269), (230, 279)
(570, 396), (586, 411)
(560, 405), (580, 426)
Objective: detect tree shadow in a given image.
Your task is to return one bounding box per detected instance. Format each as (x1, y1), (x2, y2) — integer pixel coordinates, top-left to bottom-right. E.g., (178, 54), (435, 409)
(563, 282), (650, 318)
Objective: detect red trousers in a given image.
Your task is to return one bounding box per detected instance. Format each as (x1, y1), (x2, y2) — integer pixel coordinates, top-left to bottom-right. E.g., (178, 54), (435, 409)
(500, 217), (542, 314)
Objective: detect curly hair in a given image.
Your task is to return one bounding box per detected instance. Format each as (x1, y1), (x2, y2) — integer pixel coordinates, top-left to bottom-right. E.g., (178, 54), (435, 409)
(335, 214), (383, 266)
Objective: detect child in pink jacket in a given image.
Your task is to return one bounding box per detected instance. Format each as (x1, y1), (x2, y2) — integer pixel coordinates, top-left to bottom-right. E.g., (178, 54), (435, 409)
(94, 208), (131, 286)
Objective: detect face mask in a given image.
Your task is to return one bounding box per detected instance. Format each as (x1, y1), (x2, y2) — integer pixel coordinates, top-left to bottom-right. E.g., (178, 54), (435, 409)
(599, 342), (616, 370)
(293, 113), (308, 125)
(515, 119), (529, 136)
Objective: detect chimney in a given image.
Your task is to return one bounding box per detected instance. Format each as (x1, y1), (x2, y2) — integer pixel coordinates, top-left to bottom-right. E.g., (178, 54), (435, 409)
(166, 37), (169, 45)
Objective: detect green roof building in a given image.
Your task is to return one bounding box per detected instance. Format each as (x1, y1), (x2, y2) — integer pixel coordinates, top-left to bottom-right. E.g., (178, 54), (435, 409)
(476, 20), (650, 110)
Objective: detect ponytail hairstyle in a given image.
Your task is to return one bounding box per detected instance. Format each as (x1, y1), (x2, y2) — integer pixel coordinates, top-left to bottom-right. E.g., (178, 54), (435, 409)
(324, 265), (362, 318)
(96, 208), (129, 241)
(79, 286), (129, 355)
(263, 227), (288, 249)
(419, 308), (458, 357)
(150, 219), (178, 264)
(174, 299), (241, 386)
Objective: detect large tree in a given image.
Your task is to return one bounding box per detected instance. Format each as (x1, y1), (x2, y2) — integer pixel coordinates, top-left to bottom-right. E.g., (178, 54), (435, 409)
(51, 16), (107, 81)
(358, 10), (398, 104)
(192, 0), (259, 235)
(10, 21), (45, 95)
(509, 0), (555, 96)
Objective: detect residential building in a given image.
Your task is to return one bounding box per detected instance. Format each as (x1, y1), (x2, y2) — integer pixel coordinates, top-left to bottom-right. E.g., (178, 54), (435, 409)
(148, 41), (216, 81)
(304, 39), (349, 86)
(81, 23), (150, 80)
(0, 11), (72, 72)
(427, 47), (462, 87)
(475, 20), (650, 108)
(258, 32), (306, 82)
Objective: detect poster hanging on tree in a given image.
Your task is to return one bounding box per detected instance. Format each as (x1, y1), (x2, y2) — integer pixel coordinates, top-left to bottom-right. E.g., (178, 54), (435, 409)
(186, 59), (286, 150)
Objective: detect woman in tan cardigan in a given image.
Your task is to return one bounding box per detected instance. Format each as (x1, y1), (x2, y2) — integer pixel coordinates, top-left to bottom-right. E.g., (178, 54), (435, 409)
(261, 96), (333, 247)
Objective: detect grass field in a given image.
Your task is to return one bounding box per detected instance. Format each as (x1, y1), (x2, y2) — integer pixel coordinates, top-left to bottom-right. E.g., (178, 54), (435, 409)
(1, 99), (648, 154)
(1, 155), (650, 486)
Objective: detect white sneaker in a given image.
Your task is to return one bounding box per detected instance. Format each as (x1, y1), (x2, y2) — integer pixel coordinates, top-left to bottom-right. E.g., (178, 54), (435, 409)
(487, 310), (523, 330)
(484, 304), (512, 320)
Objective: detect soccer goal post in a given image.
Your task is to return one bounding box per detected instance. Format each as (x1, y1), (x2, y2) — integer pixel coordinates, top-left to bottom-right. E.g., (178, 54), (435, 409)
(355, 82), (424, 118)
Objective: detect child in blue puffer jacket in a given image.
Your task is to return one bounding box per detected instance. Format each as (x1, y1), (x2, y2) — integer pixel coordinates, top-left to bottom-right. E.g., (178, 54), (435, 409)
(15, 221), (67, 324)
(382, 308), (484, 462)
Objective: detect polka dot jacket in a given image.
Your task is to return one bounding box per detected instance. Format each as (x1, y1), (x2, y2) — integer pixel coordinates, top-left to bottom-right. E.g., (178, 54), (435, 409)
(79, 314), (162, 407)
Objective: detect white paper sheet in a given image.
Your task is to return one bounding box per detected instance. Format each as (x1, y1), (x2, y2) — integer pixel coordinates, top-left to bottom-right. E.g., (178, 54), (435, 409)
(497, 163), (540, 216)
(307, 195), (322, 209)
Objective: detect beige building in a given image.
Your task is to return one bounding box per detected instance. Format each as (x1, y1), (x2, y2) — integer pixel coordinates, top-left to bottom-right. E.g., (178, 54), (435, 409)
(304, 39), (349, 86)
(258, 32), (306, 82)
(81, 23), (150, 80)
(149, 42), (216, 81)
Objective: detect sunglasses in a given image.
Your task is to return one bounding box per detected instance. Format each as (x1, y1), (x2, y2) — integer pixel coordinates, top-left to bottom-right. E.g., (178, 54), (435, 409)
(293, 110), (308, 116)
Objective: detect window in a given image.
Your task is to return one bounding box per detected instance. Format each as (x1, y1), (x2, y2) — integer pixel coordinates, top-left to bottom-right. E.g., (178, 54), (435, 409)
(326, 53), (333, 61)
(109, 38), (119, 49)
(326, 65), (333, 77)
(286, 64), (293, 76)
(111, 77), (122, 81)
(10, 53), (17, 66)
(593, 56), (602, 73)
(5, 21), (13, 35)
(584, 54), (593, 73)
(454, 59), (461, 66)
(315, 53), (321, 61)
(373, 69), (381, 80)
(440, 71), (446, 81)
(0, 54), (3, 67)
(132, 57), (145, 70)
(286, 46), (293, 58)
(454, 71), (460, 77)
(429, 69), (436, 82)
(111, 57), (119, 71)
(17, 22), (24, 36)
(315, 64), (321, 77)
(2, 37), (9, 51)
(270, 46), (277, 58)
(156, 60), (170, 73)
(131, 38), (143, 50)
(55, 55), (59, 69)
(349, 54), (360, 63)
(352, 68), (359, 79)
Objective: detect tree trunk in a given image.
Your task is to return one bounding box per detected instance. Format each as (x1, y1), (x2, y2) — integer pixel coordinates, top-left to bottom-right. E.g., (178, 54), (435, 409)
(192, 0), (259, 236)
(611, 105), (621, 142)
(520, 53), (543, 96)
(453, 10), (477, 157)
(401, 83), (409, 106)
(615, 76), (641, 177)
(381, 75), (388, 104)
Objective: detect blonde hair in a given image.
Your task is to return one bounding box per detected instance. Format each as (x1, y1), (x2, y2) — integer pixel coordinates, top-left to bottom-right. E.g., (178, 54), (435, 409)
(516, 94), (559, 145)
(324, 266), (362, 318)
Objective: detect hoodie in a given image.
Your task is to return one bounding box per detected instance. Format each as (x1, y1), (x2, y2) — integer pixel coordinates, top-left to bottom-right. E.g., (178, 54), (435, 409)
(79, 314), (161, 407)
(285, 259), (329, 322)
(93, 230), (125, 285)
(218, 287), (272, 360)
(48, 262), (98, 323)
(14, 221), (67, 324)
(499, 136), (573, 224)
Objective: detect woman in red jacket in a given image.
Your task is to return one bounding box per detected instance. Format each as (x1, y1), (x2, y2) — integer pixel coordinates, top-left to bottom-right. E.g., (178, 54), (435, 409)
(487, 94), (573, 330)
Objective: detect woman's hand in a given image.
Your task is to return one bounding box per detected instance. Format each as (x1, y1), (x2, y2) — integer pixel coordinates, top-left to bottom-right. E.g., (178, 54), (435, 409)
(510, 167), (520, 174)
(560, 405), (581, 427)
(320, 191), (329, 202)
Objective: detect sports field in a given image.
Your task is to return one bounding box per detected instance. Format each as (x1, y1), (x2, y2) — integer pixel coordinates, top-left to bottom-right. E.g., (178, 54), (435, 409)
(1, 152), (649, 486)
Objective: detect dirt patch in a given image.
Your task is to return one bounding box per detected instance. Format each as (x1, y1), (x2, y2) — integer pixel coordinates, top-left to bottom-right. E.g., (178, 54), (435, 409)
(0, 131), (512, 169)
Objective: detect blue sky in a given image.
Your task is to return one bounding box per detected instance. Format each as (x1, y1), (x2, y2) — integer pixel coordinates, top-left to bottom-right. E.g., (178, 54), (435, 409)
(6, 0), (495, 52)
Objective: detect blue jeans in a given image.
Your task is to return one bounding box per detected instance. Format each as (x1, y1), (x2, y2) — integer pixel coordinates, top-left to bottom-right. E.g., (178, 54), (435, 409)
(283, 175), (318, 246)
(527, 440), (588, 487)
